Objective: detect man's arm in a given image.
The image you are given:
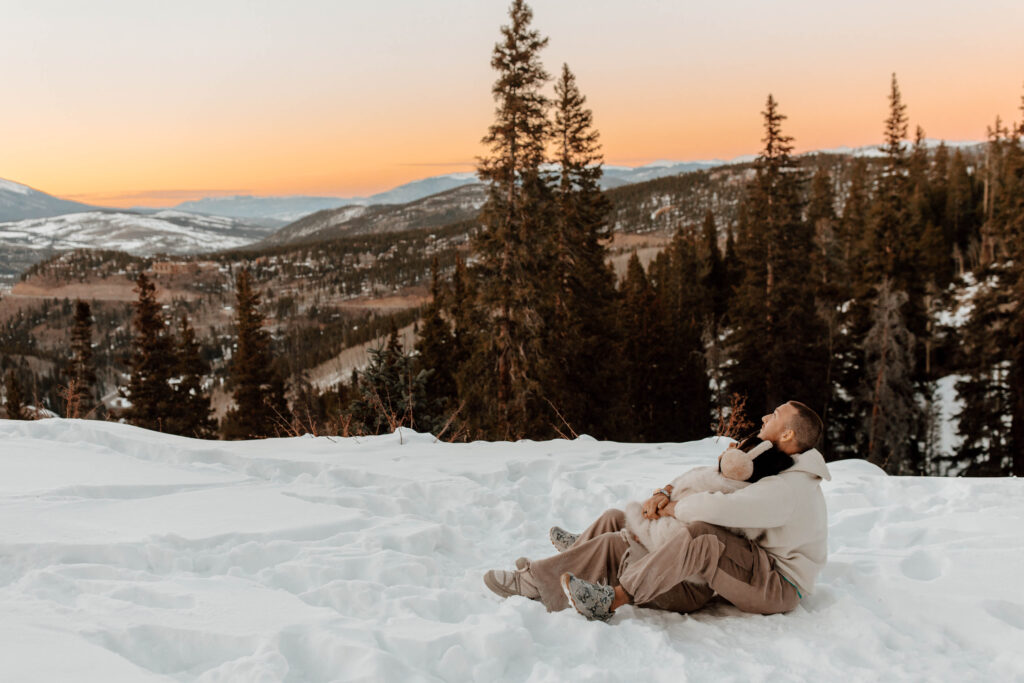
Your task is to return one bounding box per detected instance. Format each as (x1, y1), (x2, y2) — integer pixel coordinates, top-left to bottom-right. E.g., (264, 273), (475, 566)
(660, 476), (795, 529)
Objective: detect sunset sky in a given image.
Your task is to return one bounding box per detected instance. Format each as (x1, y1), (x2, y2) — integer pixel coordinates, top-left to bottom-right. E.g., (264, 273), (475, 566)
(1, 0), (1022, 208)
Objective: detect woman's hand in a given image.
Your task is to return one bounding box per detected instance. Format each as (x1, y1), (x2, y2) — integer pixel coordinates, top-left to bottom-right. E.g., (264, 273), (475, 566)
(641, 494), (667, 519)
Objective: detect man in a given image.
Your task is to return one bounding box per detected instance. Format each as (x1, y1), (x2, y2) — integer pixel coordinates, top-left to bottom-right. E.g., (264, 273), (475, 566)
(483, 401), (831, 621)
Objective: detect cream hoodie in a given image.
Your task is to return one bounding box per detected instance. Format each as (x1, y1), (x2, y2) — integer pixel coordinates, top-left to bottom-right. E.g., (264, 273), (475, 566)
(671, 448), (832, 595)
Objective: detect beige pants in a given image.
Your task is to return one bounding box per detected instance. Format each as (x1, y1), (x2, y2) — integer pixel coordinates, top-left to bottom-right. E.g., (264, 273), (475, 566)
(527, 509), (800, 615)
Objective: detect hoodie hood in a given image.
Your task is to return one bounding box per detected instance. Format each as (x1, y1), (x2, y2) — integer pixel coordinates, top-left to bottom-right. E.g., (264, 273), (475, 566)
(787, 448), (832, 481)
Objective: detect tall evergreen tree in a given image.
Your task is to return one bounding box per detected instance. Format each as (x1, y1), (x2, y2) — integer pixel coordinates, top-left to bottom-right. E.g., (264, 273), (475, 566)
(698, 210), (729, 416)
(863, 279), (917, 473)
(806, 167), (846, 454)
(650, 224), (712, 440)
(461, 0), (554, 439)
(544, 63), (618, 436)
(5, 370), (28, 420)
(727, 95), (827, 415)
(614, 253), (664, 440)
(1008, 103), (1024, 477)
(865, 76), (928, 473)
(945, 148), (979, 273)
(699, 209), (728, 329)
(222, 269), (288, 439)
(123, 273), (178, 432)
(868, 74), (913, 286)
(955, 96), (1024, 476)
(415, 258), (458, 417)
(167, 314), (216, 438)
(69, 299), (97, 417)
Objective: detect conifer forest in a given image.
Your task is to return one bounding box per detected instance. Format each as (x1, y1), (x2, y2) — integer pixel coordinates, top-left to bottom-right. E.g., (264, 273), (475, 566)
(2, 0), (1022, 478)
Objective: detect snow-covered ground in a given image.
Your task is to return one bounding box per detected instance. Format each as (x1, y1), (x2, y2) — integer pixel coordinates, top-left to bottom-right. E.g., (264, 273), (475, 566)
(0, 420), (1020, 682)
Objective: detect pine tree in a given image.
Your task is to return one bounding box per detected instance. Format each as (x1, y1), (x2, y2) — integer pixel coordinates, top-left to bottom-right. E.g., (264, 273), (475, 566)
(953, 271), (1014, 475)
(352, 326), (434, 435)
(868, 74), (913, 284)
(650, 224), (712, 440)
(698, 210), (729, 416)
(167, 314), (216, 438)
(699, 209), (727, 330)
(448, 253), (474, 372)
(946, 148), (979, 273)
(727, 194), (769, 414)
(123, 273), (178, 432)
(5, 370), (28, 420)
(544, 63), (618, 436)
(222, 268), (288, 439)
(955, 94), (1024, 476)
(727, 95), (827, 415)
(863, 279), (917, 473)
(68, 299), (97, 417)
(461, 0), (554, 439)
(614, 253), (663, 440)
(806, 167), (847, 454)
(415, 258), (457, 418)
(828, 157), (876, 460)
(1010, 94), (1024, 477)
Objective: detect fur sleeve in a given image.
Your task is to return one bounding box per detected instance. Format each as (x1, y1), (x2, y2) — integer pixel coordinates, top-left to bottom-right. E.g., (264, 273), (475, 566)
(670, 466), (750, 500)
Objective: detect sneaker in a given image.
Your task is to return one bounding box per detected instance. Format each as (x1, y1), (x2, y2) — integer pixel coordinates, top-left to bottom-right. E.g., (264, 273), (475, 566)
(560, 572), (615, 622)
(549, 526), (579, 552)
(483, 568), (540, 599)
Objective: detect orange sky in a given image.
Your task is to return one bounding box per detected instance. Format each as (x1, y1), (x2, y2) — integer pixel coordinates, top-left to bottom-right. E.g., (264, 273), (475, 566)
(1, 1), (1021, 208)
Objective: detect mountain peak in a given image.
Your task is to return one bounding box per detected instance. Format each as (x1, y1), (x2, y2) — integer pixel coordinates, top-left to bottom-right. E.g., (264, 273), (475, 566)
(0, 178), (35, 196)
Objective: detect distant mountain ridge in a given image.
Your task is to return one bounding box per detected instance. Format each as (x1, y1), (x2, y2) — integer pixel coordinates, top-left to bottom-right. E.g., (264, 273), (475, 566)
(168, 173), (483, 223)
(259, 184), (486, 247)
(0, 179), (97, 222)
(0, 138), (985, 276)
(0, 139), (982, 225)
(0, 210), (278, 277)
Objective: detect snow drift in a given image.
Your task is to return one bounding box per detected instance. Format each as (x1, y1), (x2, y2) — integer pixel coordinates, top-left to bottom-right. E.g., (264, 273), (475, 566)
(0, 420), (1020, 681)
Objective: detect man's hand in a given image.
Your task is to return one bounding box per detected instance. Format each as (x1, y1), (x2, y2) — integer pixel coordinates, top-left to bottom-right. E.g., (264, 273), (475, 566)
(657, 501), (677, 518)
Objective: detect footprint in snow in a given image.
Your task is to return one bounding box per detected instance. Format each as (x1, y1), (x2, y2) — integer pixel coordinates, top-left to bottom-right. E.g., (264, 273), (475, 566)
(899, 550), (942, 581)
(982, 600), (1024, 630)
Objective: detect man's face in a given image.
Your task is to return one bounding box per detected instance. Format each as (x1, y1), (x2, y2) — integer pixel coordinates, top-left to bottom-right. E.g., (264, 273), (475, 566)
(758, 402), (797, 443)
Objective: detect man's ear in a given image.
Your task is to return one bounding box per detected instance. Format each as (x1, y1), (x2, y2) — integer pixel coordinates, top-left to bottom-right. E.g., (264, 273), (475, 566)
(778, 428), (795, 446)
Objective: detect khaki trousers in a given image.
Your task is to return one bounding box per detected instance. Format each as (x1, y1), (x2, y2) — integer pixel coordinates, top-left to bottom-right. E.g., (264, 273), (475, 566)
(527, 508), (799, 615)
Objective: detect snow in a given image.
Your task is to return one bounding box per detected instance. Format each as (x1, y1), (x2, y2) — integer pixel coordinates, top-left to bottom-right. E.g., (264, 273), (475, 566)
(935, 374), (966, 463)
(0, 211), (265, 256)
(0, 419), (1021, 681)
(0, 178), (34, 195)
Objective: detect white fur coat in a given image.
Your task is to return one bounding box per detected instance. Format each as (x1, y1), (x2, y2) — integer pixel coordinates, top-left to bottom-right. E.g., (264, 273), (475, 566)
(624, 466), (762, 554)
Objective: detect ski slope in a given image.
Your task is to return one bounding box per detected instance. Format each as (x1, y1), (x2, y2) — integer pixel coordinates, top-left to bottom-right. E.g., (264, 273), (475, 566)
(0, 419), (1020, 682)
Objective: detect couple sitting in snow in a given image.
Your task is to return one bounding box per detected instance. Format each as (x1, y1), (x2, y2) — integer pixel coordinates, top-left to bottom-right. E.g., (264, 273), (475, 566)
(484, 400), (832, 622)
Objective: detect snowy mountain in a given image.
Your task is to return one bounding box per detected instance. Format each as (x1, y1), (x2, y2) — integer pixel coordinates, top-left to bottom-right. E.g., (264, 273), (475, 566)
(0, 210), (278, 276)
(601, 160), (726, 188)
(0, 178), (97, 222)
(0, 419), (1019, 681)
(261, 183), (486, 246)
(366, 172), (479, 205)
(168, 173), (483, 223)
(171, 195), (360, 223)
(811, 138), (982, 158)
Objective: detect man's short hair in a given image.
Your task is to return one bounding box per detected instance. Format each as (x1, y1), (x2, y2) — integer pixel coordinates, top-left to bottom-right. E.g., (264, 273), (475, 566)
(786, 401), (823, 451)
